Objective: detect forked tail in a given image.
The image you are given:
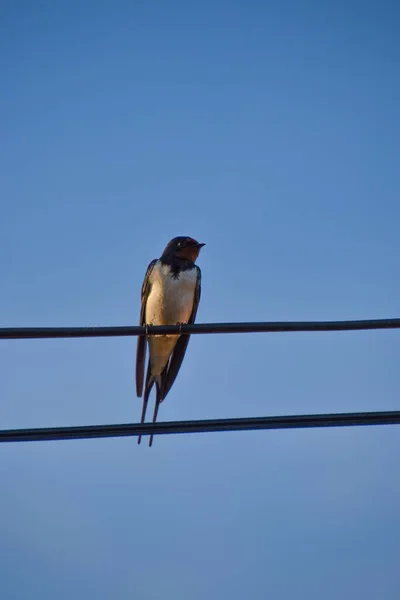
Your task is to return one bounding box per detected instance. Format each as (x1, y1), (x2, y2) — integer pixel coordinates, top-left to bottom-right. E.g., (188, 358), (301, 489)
(149, 381), (163, 447)
(138, 365), (165, 447)
(138, 363), (154, 445)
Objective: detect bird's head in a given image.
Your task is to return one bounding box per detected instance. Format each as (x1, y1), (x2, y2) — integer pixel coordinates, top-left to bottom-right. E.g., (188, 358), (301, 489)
(162, 236), (206, 263)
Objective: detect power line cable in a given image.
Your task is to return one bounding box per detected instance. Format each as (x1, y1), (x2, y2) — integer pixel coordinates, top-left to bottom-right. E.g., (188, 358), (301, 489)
(1, 410), (399, 443)
(1, 318), (400, 340)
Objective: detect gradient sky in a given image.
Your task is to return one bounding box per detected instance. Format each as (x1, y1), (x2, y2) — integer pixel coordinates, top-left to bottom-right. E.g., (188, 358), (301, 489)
(1, 1), (399, 598)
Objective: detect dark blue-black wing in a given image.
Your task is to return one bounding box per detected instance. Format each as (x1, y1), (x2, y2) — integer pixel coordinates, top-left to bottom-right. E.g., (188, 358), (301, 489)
(135, 259), (157, 398)
(161, 266), (202, 401)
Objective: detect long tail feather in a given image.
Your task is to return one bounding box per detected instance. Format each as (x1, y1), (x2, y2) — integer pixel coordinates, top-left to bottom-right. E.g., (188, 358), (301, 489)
(138, 363), (154, 445)
(149, 381), (163, 447)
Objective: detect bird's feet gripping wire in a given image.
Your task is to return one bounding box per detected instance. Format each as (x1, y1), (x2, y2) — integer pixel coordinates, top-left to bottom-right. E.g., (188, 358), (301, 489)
(176, 321), (185, 335)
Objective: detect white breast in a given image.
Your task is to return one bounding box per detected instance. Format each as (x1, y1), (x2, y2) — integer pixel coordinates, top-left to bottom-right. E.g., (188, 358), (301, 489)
(145, 262), (198, 326)
(145, 262), (198, 377)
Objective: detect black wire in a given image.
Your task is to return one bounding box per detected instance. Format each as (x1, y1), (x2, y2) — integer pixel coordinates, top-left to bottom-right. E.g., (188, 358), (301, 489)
(1, 318), (400, 340)
(1, 321), (398, 444)
(1, 410), (399, 443)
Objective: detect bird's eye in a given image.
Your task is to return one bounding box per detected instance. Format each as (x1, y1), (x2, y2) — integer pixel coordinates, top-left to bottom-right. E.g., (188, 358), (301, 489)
(177, 242), (182, 248)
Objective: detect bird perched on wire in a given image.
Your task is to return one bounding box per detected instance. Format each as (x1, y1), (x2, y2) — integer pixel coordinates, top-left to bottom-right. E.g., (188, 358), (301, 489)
(136, 236), (205, 446)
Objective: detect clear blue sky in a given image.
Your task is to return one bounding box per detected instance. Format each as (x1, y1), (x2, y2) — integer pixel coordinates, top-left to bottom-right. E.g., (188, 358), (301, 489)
(1, 1), (399, 598)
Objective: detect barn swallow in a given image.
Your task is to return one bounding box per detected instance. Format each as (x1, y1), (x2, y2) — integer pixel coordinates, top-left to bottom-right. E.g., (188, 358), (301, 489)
(135, 236), (205, 446)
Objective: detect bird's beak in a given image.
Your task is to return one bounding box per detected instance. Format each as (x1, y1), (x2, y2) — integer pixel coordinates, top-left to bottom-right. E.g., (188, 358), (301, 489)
(194, 242), (206, 249)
